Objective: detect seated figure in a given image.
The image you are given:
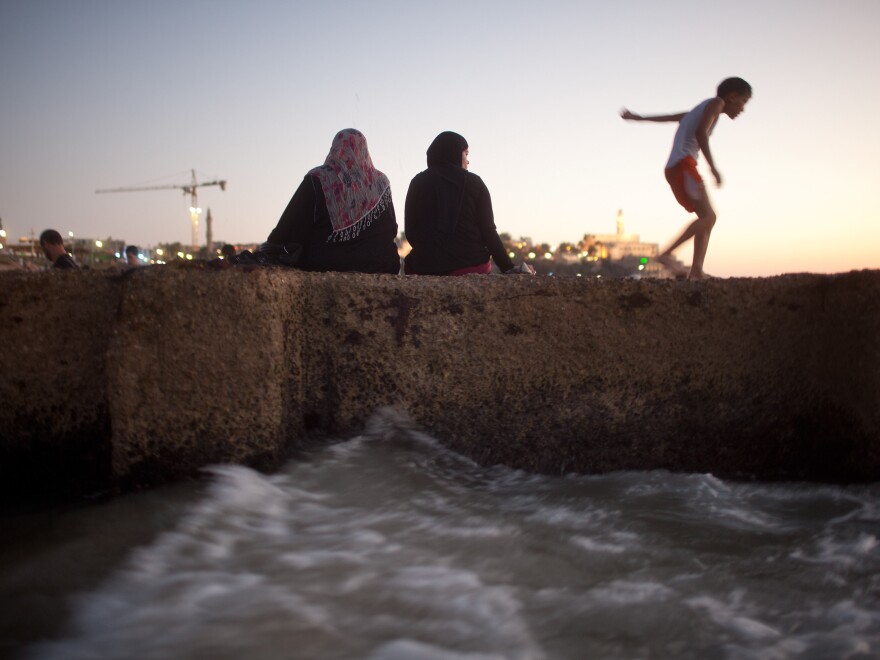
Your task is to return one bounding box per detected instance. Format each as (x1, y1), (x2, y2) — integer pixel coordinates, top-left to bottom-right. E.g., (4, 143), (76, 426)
(259, 129), (400, 274)
(404, 131), (531, 276)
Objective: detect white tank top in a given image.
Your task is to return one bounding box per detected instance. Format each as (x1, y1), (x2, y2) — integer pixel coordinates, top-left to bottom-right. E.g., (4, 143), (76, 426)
(665, 98), (716, 168)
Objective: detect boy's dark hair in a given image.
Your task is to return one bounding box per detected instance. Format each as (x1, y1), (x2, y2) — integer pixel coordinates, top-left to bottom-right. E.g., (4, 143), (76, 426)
(717, 77), (752, 98)
(125, 245), (139, 256)
(39, 229), (64, 245)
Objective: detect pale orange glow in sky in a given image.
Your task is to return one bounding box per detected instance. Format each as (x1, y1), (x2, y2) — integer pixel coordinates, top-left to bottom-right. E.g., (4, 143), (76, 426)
(1, 0), (878, 277)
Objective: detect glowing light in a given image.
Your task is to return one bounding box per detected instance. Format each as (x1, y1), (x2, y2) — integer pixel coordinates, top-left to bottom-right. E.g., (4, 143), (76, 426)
(508, 251), (515, 258)
(186, 254), (193, 260)
(544, 252), (552, 259)
(95, 240), (103, 248)
(1, 229), (8, 238)
(528, 252), (536, 259)
(0, 243), (4, 250)
(177, 251), (184, 258)
(156, 248), (164, 256)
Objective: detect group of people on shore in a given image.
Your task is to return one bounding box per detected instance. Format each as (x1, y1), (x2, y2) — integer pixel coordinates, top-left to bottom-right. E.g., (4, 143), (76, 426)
(40, 77), (751, 280)
(38, 230), (140, 270)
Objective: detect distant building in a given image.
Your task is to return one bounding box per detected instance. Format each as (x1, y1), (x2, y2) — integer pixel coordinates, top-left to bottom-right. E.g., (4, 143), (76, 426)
(588, 209), (685, 277)
(593, 210), (658, 261)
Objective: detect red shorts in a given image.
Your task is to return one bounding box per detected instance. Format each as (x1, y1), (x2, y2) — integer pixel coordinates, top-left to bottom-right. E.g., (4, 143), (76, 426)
(665, 156), (704, 213)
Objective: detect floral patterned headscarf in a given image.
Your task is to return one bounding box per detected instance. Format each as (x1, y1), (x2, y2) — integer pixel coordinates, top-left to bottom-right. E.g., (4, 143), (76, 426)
(309, 129), (391, 242)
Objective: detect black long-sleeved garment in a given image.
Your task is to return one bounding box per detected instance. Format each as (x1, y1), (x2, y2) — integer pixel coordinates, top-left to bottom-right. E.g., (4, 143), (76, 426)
(403, 169), (514, 275)
(267, 175), (400, 274)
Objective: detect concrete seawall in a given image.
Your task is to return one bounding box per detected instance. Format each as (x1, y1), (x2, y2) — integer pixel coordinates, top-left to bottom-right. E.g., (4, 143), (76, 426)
(2, 267), (878, 502)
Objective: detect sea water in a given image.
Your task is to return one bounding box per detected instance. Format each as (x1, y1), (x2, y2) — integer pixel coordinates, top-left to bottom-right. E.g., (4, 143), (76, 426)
(3, 410), (879, 659)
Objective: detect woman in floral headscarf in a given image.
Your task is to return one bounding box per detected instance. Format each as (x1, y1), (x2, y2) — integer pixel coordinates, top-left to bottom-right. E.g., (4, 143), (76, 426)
(260, 129), (400, 273)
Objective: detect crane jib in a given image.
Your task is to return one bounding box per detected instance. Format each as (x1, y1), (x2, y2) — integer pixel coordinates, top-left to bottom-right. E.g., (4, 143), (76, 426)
(94, 169), (227, 253)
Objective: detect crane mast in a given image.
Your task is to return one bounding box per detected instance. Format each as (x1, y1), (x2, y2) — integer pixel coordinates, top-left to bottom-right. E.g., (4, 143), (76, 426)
(96, 169), (227, 253)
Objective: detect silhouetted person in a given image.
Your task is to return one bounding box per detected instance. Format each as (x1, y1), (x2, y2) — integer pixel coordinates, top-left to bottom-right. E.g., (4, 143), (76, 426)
(621, 77), (752, 280)
(39, 229), (78, 270)
(125, 245), (140, 266)
(258, 128), (400, 273)
(221, 244), (236, 259)
(404, 131), (533, 276)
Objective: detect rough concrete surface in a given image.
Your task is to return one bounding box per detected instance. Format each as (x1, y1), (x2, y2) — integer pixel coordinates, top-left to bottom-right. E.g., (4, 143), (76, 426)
(1, 266), (878, 503)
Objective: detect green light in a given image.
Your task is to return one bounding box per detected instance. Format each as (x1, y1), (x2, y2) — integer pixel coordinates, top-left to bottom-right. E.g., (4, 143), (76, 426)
(640, 257), (649, 264)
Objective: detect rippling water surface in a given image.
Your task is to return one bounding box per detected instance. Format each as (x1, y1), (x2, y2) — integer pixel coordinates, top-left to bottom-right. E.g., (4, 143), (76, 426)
(5, 411), (880, 659)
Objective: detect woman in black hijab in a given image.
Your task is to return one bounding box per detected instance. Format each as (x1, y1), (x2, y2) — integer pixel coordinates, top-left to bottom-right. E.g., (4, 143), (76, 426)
(403, 131), (520, 275)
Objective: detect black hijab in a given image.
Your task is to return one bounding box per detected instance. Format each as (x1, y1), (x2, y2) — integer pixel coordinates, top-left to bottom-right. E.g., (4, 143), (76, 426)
(425, 131), (469, 234)
(427, 131), (468, 168)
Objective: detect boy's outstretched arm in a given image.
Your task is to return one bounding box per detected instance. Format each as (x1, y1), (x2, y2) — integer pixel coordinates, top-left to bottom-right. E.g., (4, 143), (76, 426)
(695, 98), (725, 186)
(620, 108), (687, 122)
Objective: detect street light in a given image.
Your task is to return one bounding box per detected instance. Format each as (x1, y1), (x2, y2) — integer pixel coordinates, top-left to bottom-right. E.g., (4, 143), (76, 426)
(90, 239), (104, 266)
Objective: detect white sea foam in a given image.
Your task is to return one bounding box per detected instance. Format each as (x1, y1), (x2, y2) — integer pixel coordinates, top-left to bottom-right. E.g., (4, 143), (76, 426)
(587, 580), (676, 605)
(686, 594), (782, 641)
(524, 504), (611, 529)
(708, 504), (782, 531)
(368, 639), (526, 660)
(570, 535), (627, 554)
(17, 414), (880, 659)
(791, 532), (880, 570)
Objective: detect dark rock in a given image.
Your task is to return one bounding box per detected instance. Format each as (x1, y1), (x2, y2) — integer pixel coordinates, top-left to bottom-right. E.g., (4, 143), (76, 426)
(1, 268), (878, 505)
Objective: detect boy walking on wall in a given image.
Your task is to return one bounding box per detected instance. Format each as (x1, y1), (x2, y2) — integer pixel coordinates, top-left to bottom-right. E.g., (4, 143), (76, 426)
(621, 77), (752, 280)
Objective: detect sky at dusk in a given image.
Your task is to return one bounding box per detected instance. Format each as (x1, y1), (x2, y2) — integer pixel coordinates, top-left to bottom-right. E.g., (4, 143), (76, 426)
(1, 0), (878, 277)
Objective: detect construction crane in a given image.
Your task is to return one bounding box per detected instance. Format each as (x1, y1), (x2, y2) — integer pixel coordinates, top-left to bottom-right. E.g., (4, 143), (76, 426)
(96, 169), (227, 253)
